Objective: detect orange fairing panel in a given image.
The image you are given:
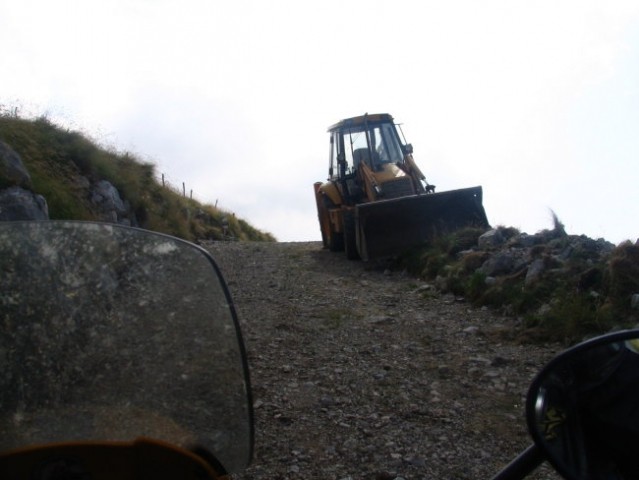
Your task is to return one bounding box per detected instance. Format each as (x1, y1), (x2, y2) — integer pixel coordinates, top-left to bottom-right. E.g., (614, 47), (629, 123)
(0, 438), (224, 480)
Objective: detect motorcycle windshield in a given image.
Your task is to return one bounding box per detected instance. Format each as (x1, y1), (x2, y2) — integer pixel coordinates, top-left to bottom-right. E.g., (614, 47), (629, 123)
(0, 221), (253, 473)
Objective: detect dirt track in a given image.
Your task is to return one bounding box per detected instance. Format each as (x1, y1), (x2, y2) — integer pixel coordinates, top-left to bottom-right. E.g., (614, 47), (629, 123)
(204, 240), (562, 479)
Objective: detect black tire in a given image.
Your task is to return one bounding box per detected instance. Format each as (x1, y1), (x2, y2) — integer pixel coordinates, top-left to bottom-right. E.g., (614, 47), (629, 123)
(323, 196), (344, 252)
(320, 229), (328, 249)
(343, 209), (360, 260)
(328, 230), (344, 252)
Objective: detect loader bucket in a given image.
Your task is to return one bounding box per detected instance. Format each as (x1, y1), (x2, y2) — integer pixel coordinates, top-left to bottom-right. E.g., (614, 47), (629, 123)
(355, 186), (489, 261)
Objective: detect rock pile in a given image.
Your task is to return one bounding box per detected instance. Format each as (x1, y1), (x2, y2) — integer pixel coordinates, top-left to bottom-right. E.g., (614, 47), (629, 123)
(474, 225), (615, 288)
(423, 224), (639, 340)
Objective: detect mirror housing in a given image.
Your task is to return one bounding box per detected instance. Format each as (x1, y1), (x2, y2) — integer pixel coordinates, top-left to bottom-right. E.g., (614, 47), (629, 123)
(526, 329), (639, 480)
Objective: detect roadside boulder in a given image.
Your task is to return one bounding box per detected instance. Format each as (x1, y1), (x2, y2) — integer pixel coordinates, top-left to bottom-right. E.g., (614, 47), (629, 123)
(0, 141), (31, 188)
(525, 258), (546, 286)
(478, 229), (505, 249)
(0, 186), (49, 220)
(90, 180), (135, 225)
(479, 251), (516, 276)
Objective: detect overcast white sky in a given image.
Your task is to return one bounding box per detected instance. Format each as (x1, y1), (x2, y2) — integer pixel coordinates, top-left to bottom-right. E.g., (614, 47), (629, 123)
(2, 0), (639, 244)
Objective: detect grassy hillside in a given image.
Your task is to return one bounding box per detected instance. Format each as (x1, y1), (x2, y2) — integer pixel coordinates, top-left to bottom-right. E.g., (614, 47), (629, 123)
(0, 114), (275, 242)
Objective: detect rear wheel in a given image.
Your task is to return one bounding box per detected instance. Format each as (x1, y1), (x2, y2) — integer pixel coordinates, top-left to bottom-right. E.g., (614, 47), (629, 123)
(343, 209), (359, 260)
(323, 196), (344, 252)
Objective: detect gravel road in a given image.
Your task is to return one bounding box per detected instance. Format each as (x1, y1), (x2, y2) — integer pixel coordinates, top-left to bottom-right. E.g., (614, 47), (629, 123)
(204, 240), (564, 480)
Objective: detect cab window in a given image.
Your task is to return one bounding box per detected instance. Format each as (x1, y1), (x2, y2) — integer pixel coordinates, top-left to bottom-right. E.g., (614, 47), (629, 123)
(374, 123), (404, 164)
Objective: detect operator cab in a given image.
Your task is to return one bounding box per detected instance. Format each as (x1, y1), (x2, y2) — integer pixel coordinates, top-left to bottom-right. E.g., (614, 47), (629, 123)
(328, 113), (408, 180)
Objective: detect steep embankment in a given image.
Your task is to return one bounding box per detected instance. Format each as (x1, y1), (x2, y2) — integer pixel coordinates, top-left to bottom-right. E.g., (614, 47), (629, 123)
(0, 114), (274, 242)
(204, 240), (562, 480)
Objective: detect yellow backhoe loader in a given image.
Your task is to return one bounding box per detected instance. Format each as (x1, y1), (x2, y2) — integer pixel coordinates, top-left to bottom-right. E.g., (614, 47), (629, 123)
(314, 113), (489, 260)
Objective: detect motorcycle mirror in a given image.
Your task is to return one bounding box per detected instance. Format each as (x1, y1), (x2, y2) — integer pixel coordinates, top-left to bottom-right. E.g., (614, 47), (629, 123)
(525, 329), (639, 480)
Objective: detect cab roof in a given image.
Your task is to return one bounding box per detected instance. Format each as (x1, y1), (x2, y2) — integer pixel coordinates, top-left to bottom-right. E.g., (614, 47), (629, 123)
(327, 113), (395, 133)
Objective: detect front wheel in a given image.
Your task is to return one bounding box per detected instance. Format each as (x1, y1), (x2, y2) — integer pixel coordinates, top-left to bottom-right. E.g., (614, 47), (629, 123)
(328, 230), (344, 252)
(343, 209), (359, 260)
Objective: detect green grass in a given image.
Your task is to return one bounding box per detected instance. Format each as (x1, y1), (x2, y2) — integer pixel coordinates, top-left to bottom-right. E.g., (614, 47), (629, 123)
(0, 113), (275, 243)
